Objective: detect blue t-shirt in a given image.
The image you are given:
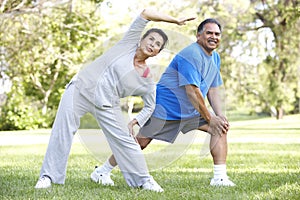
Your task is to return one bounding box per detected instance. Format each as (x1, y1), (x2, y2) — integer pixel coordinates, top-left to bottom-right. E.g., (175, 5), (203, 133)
(153, 42), (223, 120)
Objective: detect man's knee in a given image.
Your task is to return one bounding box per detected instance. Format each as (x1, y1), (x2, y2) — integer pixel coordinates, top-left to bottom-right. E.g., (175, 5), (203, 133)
(211, 133), (228, 145)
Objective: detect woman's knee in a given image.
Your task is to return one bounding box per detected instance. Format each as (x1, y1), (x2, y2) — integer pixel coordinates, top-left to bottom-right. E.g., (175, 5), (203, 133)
(137, 137), (152, 150)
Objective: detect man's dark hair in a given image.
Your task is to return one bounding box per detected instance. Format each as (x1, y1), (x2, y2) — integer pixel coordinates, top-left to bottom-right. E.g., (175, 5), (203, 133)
(141, 28), (169, 52)
(197, 18), (222, 34)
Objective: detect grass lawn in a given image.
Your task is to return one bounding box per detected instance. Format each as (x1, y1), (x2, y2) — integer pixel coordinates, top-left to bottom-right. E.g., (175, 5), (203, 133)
(0, 114), (300, 200)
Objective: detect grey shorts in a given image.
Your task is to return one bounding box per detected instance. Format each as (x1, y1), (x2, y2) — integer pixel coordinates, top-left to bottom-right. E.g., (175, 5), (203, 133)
(139, 116), (207, 143)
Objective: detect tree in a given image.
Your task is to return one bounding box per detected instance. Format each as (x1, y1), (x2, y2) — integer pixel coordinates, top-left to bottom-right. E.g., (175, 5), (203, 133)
(245, 0), (300, 118)
(1, 0), (299, 129)
(195, 0), (300, 119)
(0, 0), (106, 129)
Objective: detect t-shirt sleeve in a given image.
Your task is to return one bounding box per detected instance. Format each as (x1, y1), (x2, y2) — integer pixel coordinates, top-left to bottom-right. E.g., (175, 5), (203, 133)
(210, 53), (223, 87)
(177, 56), (201, 88)
(135, 85), (156, 127)
(210, 72), (223, 87)
(119, 15), (149, 45)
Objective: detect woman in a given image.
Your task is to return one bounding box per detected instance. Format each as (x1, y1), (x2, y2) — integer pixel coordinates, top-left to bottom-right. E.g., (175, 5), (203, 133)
(35, 8), (194, 192)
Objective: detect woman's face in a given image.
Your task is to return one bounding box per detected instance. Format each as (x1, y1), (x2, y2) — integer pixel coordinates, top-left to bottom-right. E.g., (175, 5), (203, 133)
(139, 32), (164, 57)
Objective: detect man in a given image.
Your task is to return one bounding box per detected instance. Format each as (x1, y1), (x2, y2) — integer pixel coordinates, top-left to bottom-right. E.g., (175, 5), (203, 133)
(92, 18), (235, 187)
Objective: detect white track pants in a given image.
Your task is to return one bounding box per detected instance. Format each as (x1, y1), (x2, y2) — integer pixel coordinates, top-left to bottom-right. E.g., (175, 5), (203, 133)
(39, 82), (150, 187)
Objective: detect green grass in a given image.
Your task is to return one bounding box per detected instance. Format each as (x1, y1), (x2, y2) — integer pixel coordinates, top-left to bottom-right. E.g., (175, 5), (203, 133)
(1, 114), (300, 200)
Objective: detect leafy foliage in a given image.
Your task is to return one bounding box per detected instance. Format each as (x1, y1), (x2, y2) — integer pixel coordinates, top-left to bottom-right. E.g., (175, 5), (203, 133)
(195, 0), (300, 118)
(0, 0), (105, 130)
(0, 0), (299, 130)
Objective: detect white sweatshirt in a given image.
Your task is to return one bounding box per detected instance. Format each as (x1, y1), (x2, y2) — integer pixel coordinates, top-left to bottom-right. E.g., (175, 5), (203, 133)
(75, 16), (155, 127)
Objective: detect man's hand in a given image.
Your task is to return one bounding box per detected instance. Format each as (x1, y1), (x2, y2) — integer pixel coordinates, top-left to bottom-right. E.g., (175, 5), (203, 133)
(218, 115), (230, 132)
(207, 115), (229, 136)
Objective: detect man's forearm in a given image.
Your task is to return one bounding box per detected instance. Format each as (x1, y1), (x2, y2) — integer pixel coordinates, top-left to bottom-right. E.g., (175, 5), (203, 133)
(185, 85), (211, 123)
(207, 87), (224, 116)
(197, 96), (211, 123)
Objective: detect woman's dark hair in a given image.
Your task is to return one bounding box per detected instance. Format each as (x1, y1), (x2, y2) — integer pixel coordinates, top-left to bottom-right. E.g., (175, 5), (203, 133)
(141, 28), (168, 52)
(197, 18), (222, 34)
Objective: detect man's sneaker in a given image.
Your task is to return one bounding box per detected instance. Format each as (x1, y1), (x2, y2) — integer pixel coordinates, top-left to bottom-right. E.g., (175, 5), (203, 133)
(90, 168), (114, 186)
(210, 177), (235, 187)
(141, 176), (164, 192)
(35, 176), (51, 189)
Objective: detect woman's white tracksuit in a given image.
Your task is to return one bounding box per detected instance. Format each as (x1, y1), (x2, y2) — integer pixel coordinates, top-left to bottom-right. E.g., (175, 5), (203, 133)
(38, 16), (156, 187)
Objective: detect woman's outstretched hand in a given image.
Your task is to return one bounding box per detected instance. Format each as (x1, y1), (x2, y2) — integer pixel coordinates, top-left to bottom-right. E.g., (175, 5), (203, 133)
(176, 17), (196, 25)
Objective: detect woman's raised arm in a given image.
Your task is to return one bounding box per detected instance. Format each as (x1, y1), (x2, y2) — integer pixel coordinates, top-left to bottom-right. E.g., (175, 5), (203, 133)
(140, 8), (196, 25)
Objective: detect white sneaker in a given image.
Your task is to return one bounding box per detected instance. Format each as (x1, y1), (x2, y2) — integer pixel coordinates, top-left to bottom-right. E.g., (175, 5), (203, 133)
(141, 176), (164, 192)
(35, 176), (51, 189)
(90, 168), (114, 186)
(210, 177), (235, 186)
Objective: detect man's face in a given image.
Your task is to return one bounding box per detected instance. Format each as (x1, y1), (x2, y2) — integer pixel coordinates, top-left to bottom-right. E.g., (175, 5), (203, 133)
(196, 23), (221, 55)
(139, 32), (164, 57)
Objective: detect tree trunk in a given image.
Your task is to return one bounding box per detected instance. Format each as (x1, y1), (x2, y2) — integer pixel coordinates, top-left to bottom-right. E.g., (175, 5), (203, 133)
(41, 90), (51, 115)
(276, 106), (284, 119)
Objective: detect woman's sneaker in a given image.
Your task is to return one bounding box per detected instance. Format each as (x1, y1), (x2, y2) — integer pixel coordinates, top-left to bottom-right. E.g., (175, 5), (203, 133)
(35, 176), (52, 189)
(141, 176), (164, 192)
(210, 177), (235, 186)
(90, 168), (114, 186)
